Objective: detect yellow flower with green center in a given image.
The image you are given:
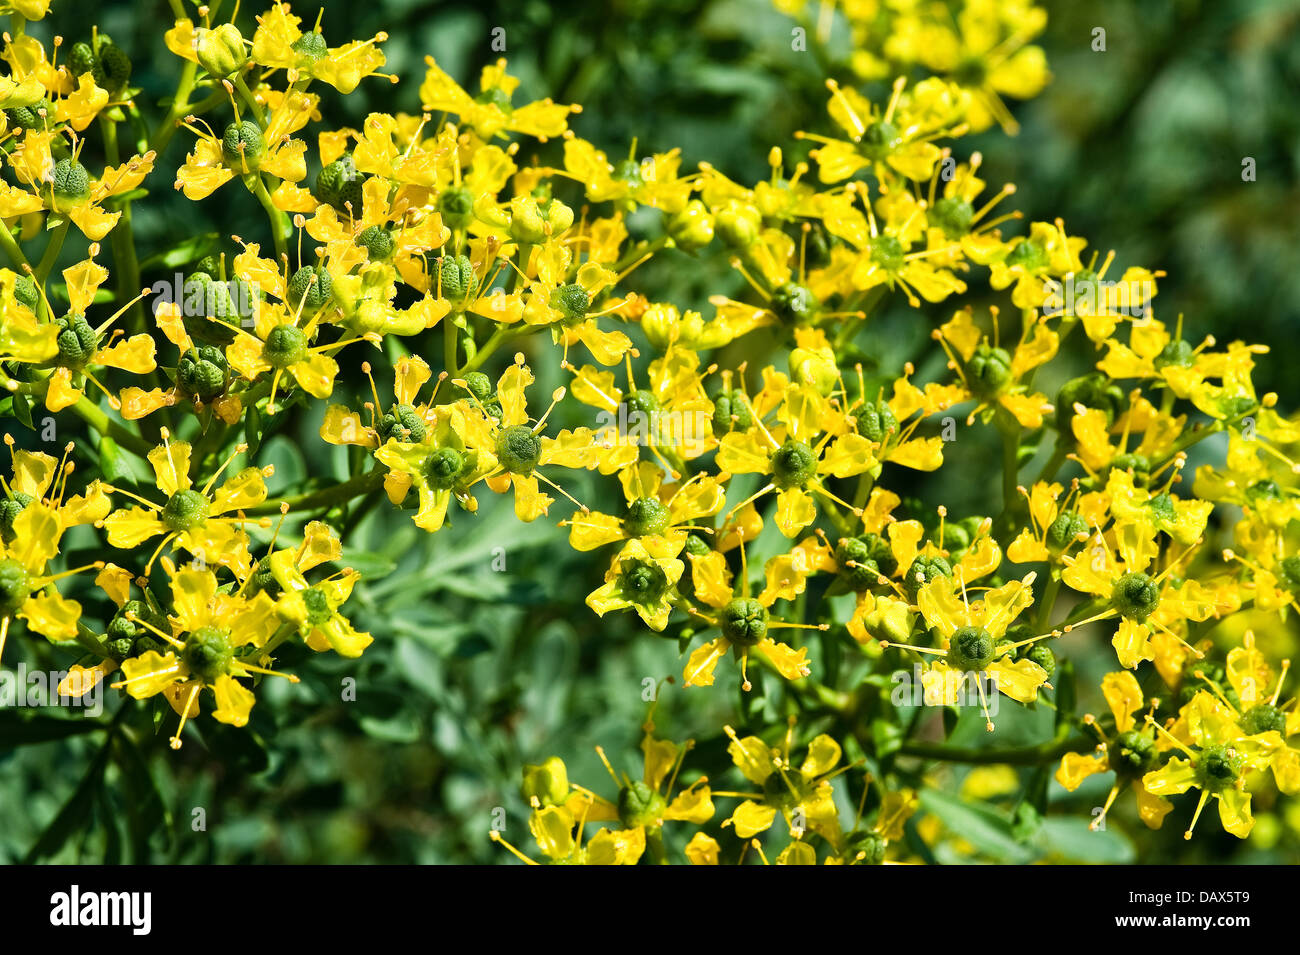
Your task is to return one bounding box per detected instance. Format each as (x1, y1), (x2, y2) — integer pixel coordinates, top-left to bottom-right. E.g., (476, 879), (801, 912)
(112, 564), (286, 748)
(565, 461), (724, 553)
(681, 545), (819, 690)
(717, 377), (874, 538)
(586, 536), (685, 632)
(251, 4), (391, 94)
(269, 548), (372, 658)
(0, 501), (87, 661)
(1142, 698), (1274, 841)
(418, 57), (579, 142)
(885, 572), (1052, 729)
(1055, 671), (1174, 832)
(101, 433), (269, 576)
(720, 723), (849, 850)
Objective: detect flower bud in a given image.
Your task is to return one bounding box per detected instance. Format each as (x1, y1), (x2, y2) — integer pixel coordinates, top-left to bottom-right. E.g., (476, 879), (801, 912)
(196, 23), (248, 78)
(667, 199), (714, 252)
(435, 255), (478, 308)
(314, 154), (364, 214)
(789, 344), (837, 395)
(521, 757), (570, 809)
(714, 204), (761, 249)
(222, 120), (267, 175)
(509, 195), (573, 245)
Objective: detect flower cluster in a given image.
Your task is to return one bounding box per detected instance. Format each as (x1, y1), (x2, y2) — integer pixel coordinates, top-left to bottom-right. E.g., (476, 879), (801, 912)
(1, 0), (1296, 862)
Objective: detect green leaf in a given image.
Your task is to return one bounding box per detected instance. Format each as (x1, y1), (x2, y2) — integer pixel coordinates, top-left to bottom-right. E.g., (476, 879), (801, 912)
(918, 787), (1037, 863)
(112, 734), (172, 863)
(97, 434), (137, 487)
(138, 232), (222, 271)
(1035, 816), (1136, 863)
(0, 709), (108, 749)
(23, 738), (112, 862)
(12, 391), (33, 430)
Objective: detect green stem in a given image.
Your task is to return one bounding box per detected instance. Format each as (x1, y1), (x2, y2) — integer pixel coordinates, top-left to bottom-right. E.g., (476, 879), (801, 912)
(897, 734), (1092, 766)
(246, 468), (386, 516)
(35, 220), (71, 311)
(234, 75), (265, 126)
(100, 116), (144, 333)
(0, 218), (29, 271)
(71, 396), (152, 458)
(251, 175), (290, 262)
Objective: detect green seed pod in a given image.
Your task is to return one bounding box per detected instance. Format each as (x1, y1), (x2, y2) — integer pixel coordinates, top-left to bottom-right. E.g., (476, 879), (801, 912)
(711, 390), (753, 437)
(1155, 339), (1194, 371)
(860, 119), (901, 160)
(834, 537), (880, 592)
(55, 313), (99, 368)
(1111, 729), (1157, 778)
(0, 558), (31, 618)
(1195, 744), (1245, 793)
(1111, 571), (1160, 622)
(549, 283), (589, 323)
(68, 42), (106, 86)
(772, 281), (817, 323)
(904, 554), (952, 598)
(0, 492), (33, 544)
(422, 448), (466, 490)
(683, 533), (711, 558)
(301, 587), (333, 626)
(437, 186), (475, 231)
(105, 599), (168, 658)
(377, 404), (428, 444)
(12, 274), (39, 311)
(1241, 703), (1287, 736)
(314, 155), (364, 214)
(222, 120), (267, 172)
(495, 424), (541, 475)
(720, 597), (768, 647)
(264, 323), (309, 368)
(6, 98), (52, 131)
(521, 756), (570, 809)
(287, 265), (333, 313)
(98, 41), (132, 93)
(435, 255), (478, 309)
(869, 235), (905, 272)
(291, 30), (329, 60)
(51, 158), (92, 205)
(624, 497), (670, 538)
(1022, 643), (1055, 675)
(947, 625), (995, 670)
(845, 830), (888, 865)
(196, 23), (248, 78)
(356, 225), (394, 261)
(852, 399), (898, 444)
(1005, 237), (1048, 271)
(463, 372), (492, 402)
(1056, 372), (1126, 430)
(617, 557), (669, 602)
(246, 555), (281, 598)
(617, 780), (666, 828)
(769, 439), (816, 489)
(929, 196), (974, 239)
(159, 489), (211, 532)
(967, 343), (1013, 396)
(177, 345), (230, 402)
(1110, 452), (1151, 487)
(1045, 511), (1088, 552)
(667, 199), (714, 251)
(181, 625), (234, 683)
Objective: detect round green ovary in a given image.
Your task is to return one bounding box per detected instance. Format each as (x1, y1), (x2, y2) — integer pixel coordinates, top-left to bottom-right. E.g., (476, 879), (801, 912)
(720, 597), (768, 647)
(0, 558), (31, 617)
(181, 626), (234, 683)
(624, 497), (670, 537)
(495, 425), (541, 475)
(160, 489), (210, 533)
(947, 625), (995, 671)
(770, 440), (815, 489)
(422, 447), (466, 490)
(264, 323), (309, 368)
(1111, 571), (1159, 622)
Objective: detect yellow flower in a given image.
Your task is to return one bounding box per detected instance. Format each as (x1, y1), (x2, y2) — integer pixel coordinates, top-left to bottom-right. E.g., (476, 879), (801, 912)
(419, 57), (579, 142)
(888, 572), (1052, 728)
(251, 4), (391, 94)
(100, 434), (269, 576)
(566, 460), (724, 553)
(682, 546), (817, 690)
(111, 564), (286, 749)
(0, 501), (86, 656)
(1054, 671), (1173, 831)
(269, 547), (372, 657)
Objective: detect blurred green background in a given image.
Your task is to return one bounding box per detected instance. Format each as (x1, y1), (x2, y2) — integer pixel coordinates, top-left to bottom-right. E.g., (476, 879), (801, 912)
(3, 0), (1300, 864)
